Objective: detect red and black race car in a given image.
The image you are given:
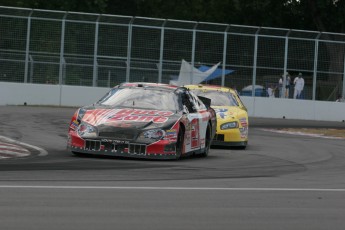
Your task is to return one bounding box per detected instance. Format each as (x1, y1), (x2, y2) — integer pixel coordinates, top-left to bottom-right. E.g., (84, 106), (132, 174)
(67, 82), (216, 160)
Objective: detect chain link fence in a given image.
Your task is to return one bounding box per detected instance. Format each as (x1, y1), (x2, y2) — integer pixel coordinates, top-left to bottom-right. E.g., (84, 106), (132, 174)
(1, 6), (345, 101)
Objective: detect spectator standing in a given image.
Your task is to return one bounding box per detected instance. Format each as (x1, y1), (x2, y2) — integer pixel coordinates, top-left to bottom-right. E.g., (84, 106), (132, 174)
(279, 72), (291, 98)
(293, 73), (304, 99)
(267, 84), (276, 98)
(336, 94), (344, 102)
(284, 72), (291, 98)
(278, 76), (283, 98)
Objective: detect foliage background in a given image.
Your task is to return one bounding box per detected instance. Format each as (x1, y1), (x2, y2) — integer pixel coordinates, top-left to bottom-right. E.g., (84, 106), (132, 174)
(0, 0), (344, 34)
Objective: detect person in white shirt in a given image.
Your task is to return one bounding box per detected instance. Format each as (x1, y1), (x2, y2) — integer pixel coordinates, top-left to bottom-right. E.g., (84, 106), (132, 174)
(284, 73), (291, 98)
(267, 84), (276, 98)
(293, 73), (304, 99)
(279, 72), (291, 98)
(336, 94), (344, 102)
(278, 77), (283, 98)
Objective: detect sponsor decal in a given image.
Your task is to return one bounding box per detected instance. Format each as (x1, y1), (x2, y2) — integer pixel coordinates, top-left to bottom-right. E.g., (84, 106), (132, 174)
(191, 119), (200, 148)
(106, 122), (132, 128)
(83, 109), (174, 125)
(200, 138), (205, 146)
(101, 139), (129, 144)
(239, 127), (248, 138)
(165, 129), (177, 141)
(239, 118), (248, 127)
(185, 132), (191, 145)
(215, 108), (228, 119)
(70, 119), (79, 130)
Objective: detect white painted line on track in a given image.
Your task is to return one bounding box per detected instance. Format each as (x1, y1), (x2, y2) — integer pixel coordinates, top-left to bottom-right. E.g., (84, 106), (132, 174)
(0, 185), (344, 192)
(261, 128), (345, 139)
(0, 135), (48, 157)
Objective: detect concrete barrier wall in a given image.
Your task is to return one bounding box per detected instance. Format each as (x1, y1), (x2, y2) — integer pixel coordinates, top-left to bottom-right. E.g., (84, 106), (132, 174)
(241, 96), (345, 122)
(0, 82), (109, 107)
(1, 82), (345, 122)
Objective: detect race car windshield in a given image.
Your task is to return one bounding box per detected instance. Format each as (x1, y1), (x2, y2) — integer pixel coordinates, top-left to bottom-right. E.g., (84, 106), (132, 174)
(191, 90), (239, 106)
(97, 88), (179, 111)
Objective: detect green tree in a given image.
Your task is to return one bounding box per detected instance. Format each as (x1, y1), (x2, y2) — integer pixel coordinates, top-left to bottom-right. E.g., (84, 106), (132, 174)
(0, 0), (108, 13)
(1, 0), (345, 33)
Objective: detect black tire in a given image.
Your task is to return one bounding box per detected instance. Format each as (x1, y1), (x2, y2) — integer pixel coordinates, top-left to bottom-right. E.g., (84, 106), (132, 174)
(200, 123), (211, 157)
(175, 127), (184, 160)
(72, 151), (82, 157)
(237, 145), (247, 150)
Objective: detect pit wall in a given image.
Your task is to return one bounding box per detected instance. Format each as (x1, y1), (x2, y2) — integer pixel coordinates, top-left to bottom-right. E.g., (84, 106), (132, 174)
(1, 82), (344, 122)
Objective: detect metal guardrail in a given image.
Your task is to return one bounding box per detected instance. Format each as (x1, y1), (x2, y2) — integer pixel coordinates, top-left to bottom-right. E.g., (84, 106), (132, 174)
(1, 6), (345, 101)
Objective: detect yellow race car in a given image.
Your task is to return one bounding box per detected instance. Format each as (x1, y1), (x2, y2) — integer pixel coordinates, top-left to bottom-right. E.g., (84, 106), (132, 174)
(185, 84), (249, 149)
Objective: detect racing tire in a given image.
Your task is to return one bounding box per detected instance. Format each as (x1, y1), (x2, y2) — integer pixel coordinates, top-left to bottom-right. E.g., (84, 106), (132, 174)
(72, 151), (83, 157)
(200, 123), (211, 157)
(175, 127), (184, 160)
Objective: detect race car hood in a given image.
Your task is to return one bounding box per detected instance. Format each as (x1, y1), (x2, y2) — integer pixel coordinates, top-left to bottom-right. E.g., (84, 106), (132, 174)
(78, 105), (181, 131)
(212, 106), (245, 119)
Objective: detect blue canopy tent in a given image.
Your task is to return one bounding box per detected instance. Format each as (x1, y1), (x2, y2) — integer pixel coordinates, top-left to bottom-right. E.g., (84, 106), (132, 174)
(198, 65), (234, 82)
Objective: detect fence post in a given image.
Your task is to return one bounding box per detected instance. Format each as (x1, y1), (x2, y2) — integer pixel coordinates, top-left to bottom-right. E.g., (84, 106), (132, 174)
(190, 22), (198, 84)
(24, 10), (33, 83)
(107, 70), (111, 87)
(93, 15), (100, 87)
(29, 55), (33, 83)
(222, 25), (230, 87)
(343, 53), (345, 99)
(58, 13), (67, 106)
(282, 30), (291, 98)
(59, 13), (67, 86)
(158, 20), (167, 83)
(312, 33), (321, 101)
(252, 28), (261, 97)
(126, 17), (134, 83)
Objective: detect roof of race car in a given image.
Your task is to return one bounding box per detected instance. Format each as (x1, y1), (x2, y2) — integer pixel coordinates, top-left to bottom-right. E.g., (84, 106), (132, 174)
(184, 84), (236, 94)
(118, 82), (180, 91)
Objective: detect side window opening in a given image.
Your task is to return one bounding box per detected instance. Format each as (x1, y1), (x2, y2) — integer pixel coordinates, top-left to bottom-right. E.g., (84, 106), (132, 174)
(182, 93), (196, 113)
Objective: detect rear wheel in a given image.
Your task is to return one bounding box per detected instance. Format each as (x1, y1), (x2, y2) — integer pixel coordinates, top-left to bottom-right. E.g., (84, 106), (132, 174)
(175, 127), (184, 160)
(72, 151), (83, 157)
(238, 145), (247, 150)
(200, 123), (211, 157)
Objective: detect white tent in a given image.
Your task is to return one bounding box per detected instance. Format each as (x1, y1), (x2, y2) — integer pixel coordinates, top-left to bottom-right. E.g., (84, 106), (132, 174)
(170, 60), (220, 86)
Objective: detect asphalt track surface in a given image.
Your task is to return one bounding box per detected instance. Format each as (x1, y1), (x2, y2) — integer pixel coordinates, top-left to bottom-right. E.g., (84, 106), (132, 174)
(0, 105), (345, 230)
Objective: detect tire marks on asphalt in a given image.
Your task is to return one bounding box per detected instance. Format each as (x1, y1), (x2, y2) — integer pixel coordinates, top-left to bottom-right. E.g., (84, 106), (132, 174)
(0, 142), (30, 159)
(0, 135), (48, 159)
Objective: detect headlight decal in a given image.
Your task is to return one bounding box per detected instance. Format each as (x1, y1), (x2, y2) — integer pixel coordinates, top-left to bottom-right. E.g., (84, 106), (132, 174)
(139, 129), (166, 140)
(77, 122), (98, 138)
(220, 121), (238, 130)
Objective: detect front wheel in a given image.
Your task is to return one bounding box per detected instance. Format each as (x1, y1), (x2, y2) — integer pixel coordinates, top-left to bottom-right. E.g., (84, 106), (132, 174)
(175, 127), (184, 160)
(200, 123), (211, 157)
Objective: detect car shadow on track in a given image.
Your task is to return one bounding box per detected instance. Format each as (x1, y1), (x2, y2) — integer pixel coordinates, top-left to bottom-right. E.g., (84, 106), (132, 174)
(211, 145), (247, 151)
